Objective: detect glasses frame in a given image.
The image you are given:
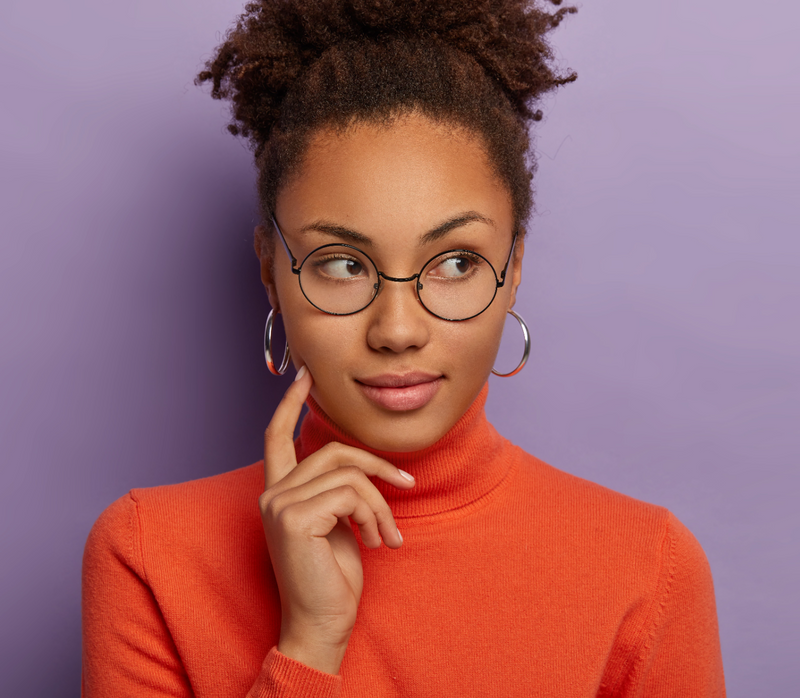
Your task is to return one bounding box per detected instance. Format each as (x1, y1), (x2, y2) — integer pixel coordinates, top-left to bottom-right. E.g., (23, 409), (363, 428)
(271, 214), (518, 322)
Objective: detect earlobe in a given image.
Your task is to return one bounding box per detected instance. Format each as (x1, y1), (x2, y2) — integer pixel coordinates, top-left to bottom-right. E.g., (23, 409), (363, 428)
(266, 284), (280, 312)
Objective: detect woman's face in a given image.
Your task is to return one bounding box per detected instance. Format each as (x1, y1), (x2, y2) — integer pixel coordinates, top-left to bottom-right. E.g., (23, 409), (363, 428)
(255, 111), (524, 452)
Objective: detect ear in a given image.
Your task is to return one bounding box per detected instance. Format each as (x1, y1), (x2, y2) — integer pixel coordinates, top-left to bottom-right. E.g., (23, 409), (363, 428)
(507, 236), (525, 310)
(254, 224), (280, 310)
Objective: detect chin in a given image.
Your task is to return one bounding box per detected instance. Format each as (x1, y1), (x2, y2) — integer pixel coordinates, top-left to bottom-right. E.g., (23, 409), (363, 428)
(354, 422), (450, 453)
(354, 395), (465, 452)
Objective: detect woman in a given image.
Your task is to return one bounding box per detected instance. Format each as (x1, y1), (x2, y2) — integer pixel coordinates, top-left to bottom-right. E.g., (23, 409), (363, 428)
(81, 0), (726, 695)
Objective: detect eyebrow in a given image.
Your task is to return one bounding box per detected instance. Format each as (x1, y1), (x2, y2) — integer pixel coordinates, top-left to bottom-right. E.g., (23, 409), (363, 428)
(296, 221), (372, 245)
(297, 211), (495, 247)
(418, 212), (495, 245)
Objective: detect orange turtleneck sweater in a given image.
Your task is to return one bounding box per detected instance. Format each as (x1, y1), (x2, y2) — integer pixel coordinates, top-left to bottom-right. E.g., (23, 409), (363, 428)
(81, 384), (725, 697)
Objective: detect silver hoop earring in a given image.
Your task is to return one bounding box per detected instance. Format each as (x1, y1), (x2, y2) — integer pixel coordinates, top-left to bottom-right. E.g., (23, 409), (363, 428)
(492, 310), (530, 377)
(264, 309), (291, 376)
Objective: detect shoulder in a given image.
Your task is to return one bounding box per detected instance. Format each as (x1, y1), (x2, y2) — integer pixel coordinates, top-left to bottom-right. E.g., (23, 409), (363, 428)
(84, 461), (265, 580)
(89, 461), (263, 531)
(507, 447), (721, 664)
(510, 445), (669, 527)
(507, 445), (712, 577)
(127, 460), (264, 521)
(83, 488), (142, 577)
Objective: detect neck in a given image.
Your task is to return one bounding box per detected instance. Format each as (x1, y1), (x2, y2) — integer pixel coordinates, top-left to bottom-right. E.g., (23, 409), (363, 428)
(295, 383), (510, 519)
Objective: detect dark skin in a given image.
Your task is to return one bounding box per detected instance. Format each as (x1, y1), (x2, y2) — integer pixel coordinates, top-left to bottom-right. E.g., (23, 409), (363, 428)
(254, 111), (525, 673)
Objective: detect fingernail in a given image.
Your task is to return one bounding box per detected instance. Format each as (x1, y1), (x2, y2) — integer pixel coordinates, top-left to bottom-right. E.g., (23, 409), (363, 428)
(294, 365), (307, 382)
(398, 469), (414, 482)
(397, 529), (403, 543)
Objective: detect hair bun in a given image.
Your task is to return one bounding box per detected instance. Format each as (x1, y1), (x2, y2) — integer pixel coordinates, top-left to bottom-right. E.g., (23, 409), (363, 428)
(344, 0), (578, 118)
(197, 0), (577, 146)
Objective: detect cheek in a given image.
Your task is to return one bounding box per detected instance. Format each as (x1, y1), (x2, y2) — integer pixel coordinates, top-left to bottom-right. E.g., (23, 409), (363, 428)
(436, 315), (504, 375)
(443, 281), (511, 365)
(281, 300), (366, 390)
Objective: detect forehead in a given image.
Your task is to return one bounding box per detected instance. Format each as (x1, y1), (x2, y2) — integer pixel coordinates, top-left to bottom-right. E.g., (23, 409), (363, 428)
(276, 112), (514, 253)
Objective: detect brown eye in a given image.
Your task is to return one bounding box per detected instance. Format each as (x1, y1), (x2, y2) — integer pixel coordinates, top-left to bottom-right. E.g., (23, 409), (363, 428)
(428, 254), (480, 279)
(315, 256), (366, 279)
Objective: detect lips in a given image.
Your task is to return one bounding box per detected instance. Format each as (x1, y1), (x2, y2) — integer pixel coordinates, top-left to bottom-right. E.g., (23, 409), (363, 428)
(356, 372), (443, 411)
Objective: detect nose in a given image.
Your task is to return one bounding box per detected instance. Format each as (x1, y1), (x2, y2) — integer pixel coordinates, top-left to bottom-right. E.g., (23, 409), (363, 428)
(365, 277), (431, 354)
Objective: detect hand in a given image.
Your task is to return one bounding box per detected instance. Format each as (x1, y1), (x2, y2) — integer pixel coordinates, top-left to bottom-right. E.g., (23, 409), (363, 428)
(259, 366), (416, 674)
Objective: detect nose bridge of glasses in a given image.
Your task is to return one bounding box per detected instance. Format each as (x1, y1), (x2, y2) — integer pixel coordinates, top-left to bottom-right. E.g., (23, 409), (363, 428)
(372, 270), (424, 312)
(378, 271), (420, 284)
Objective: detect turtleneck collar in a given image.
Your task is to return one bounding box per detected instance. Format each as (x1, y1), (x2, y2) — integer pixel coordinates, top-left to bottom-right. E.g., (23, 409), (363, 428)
(294, 383), (512, 520)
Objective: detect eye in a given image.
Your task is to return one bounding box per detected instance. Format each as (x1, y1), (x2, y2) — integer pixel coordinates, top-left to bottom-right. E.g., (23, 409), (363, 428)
(428, 253), (482, 280)
(313, 254), (366, 279)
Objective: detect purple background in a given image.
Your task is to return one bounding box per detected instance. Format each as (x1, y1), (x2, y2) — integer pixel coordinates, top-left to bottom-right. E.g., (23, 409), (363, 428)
(1, 0), (798, 695)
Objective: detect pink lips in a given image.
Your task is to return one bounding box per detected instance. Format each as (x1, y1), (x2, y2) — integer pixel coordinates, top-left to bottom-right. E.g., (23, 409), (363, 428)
(356, 372), (443, 411)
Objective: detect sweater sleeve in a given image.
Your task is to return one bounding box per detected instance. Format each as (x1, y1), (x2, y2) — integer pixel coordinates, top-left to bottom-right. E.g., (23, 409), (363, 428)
(248, 648), (342, 698)
(81, 493), (192, 696)
(621, 511), (726, 697)
(81, 492), (342, 698)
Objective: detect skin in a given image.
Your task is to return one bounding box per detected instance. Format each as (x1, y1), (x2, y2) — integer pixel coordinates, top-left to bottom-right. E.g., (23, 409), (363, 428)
(254, 111), (526, 673)
(255, 111), (525, 452)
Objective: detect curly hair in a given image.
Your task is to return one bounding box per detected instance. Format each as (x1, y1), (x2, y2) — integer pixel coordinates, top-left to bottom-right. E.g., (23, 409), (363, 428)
(195, 0), (577, 234)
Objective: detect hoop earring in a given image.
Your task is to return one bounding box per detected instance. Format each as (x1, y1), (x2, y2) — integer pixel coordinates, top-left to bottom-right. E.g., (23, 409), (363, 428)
(492, 310), (530, 377)
(264, 309), (291, 376)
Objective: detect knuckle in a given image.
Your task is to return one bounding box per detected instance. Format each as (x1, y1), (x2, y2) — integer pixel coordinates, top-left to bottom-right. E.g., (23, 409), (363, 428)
(334, 484), (359, 502)
(338, 464), (365, 479)
(262, 491), (285, 520)
(375, 503), (394, 523)
(321, 441), (346, 458)
(275, 503), (301, 531)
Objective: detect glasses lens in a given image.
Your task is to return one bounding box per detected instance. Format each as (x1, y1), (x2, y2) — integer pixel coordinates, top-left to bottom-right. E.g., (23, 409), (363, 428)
(418, 250), (498, 320)
(298, 245), (379, 314)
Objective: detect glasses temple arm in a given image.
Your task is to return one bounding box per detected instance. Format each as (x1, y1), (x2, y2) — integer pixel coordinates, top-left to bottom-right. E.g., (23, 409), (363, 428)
(497, 229), (520, 286)
(271, 215), (299, 271)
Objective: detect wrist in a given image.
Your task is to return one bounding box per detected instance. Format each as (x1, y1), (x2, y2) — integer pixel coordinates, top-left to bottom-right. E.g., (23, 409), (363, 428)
(277, 631), (350, 675)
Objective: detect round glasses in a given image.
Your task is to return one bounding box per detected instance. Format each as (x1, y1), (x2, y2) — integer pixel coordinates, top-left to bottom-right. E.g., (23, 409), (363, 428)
(272, 216), (518, 322)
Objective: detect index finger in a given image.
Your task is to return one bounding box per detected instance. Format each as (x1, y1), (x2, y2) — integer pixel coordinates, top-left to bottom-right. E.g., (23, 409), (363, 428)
(264, 365), (313, 489)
